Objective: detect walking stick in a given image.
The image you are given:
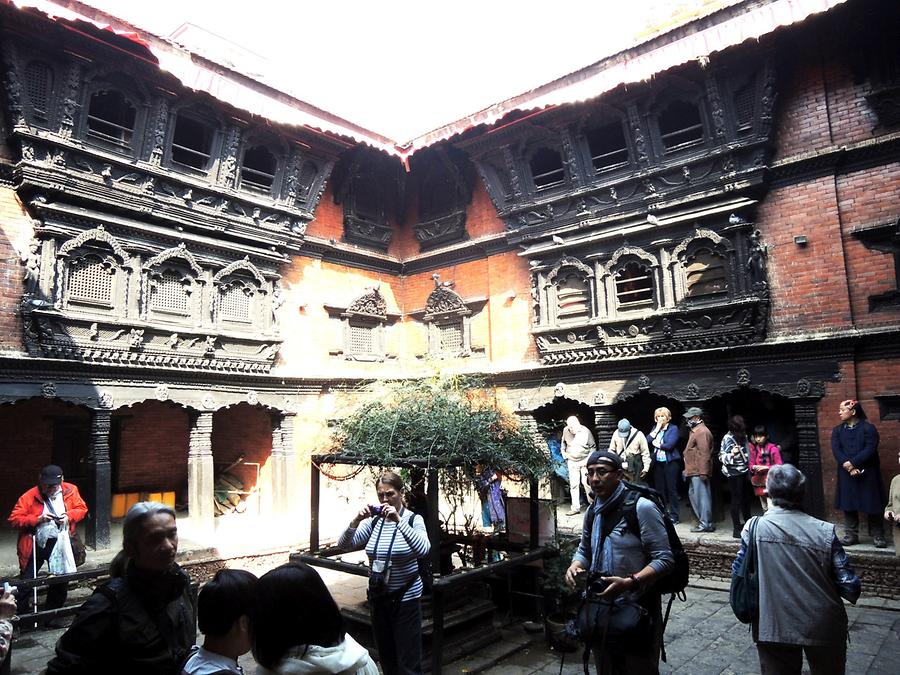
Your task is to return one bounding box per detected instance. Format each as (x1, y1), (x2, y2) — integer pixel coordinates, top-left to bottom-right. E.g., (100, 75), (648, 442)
(32, 534), (38, 627)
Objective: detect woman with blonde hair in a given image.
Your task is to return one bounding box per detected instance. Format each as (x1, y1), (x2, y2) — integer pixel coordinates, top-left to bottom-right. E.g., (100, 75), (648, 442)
(647, 406), (682, 523)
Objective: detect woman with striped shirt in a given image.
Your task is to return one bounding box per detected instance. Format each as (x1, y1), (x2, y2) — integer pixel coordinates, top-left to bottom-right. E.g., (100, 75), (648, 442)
(338, 471), (430, 675)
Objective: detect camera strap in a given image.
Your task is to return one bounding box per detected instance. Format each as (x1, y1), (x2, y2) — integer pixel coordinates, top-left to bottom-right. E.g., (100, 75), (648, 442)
(371, 515), (401, 565)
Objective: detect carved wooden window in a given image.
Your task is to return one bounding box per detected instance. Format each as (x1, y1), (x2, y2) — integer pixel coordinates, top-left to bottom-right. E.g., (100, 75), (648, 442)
(420, 171), (457, 222)
(149, 269), (191, 315)
(733, 84), (755, 131)
(615, 261), (654, 308)
(685, 250), (728, 297)
(530, 147), (565, 190)
(67, 254), (114, 306)
(658, 100), (704, 151)
(586, 121), (629, 172)
(24, 61), (53, 123)
(555, 272), (591, 323)
(86, 90), (137, 149)
(171, 112), (215, 171)
(241, 145), (277, 193)
(353, 175), (383, 221)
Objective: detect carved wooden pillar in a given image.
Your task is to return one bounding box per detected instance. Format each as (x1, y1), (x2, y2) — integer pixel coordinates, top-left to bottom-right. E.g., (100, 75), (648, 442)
(592, 406), (617, 453)
(188, 411), (215, 529)
(795, 401), (825, 518)
(86, 409), (112, 548)
(271, 411), (297, 515)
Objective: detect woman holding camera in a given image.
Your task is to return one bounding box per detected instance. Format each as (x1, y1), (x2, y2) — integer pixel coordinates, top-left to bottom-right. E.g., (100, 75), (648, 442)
(338, 471), (430, 675)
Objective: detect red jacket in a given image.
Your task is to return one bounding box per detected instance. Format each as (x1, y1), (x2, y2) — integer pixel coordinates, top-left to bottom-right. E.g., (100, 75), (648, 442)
(8, 482), (88, 571)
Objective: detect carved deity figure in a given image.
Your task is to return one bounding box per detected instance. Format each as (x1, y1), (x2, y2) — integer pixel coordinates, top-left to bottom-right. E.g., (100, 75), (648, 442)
(746, 229), (768, 288)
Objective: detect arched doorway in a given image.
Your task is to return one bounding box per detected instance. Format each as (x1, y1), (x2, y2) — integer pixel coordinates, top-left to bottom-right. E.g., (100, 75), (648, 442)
(532, 396), (596, 507)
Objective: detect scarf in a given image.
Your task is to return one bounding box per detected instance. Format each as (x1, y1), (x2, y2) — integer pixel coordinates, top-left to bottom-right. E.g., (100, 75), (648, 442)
(588, 482), (626, 575)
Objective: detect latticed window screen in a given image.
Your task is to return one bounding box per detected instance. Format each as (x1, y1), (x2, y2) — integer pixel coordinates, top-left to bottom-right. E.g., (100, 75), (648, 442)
(686, 250), (728, 297)
(150, 270), (190, 314)
(348, 324), (374, 355)
(24, 62), (52, 118)
(438, 321), (464, 353)
(615, 261), (654, 307)
(556, 273), (591, 322)
(68, 256), (112, 304)
(734, 85), (755, 128)
(220, 284), (252, 322)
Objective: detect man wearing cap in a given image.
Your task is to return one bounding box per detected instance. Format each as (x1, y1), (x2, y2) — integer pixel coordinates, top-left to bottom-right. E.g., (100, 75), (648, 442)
(561, 415), (597, 516)
(609, 418), (651, 484)
(682, 408), (715, 532)
(8, 465), (88, 615)
(565, 450), (674, 673)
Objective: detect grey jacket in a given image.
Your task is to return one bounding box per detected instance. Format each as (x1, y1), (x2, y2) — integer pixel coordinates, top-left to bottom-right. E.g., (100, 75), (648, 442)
(739, 506), (860, 646)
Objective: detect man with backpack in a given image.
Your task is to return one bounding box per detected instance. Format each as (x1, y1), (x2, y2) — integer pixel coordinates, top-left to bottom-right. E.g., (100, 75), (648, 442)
(565, 450), (677, 674)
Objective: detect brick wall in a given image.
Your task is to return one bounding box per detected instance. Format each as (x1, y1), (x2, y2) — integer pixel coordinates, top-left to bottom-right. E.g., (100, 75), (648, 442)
(0, 186), (35, 352)
(818, 358), (900, 521)
(0, 398), (90, 514)
(114, 401), (189, 495)
(211, 403), (273, 492)
(836, 163), (900, 327)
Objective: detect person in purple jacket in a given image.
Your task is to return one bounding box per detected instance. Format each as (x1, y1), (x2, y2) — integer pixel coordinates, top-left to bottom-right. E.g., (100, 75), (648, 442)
(647, 406), (682, 523)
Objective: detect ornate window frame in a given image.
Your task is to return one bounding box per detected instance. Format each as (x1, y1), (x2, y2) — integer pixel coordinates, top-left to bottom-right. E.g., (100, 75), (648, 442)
(212, 257), (269, 333)
(581, 114), (631, 175)
(325, 286), (399, 362)
(23, 58), (56, 128)
(528, 145), (567, 193)
(603, 246), (660, 315)
(415, 275), (486, 358)
(166, 102), (222, 177)
(670, 228), (736, 304)
(647, 84), (709, 157)
(55, 226), (131, 319)
(140, 244), (204, 325)
(238, 131), (284, 197)
(545, 255), (595, 325)
(79, 77), (146, 156)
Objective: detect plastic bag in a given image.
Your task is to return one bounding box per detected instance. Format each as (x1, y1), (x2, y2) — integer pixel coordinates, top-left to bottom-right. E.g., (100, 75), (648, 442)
(48, 527), (77, 574)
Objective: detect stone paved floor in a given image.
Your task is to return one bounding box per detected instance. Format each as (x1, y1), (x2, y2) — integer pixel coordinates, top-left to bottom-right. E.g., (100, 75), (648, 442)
(9, 580), (898, 674)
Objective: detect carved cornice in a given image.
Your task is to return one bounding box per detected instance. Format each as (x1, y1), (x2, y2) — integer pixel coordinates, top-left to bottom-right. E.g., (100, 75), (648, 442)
(346, 286), (388, 319)
(143, 242), (203, 275)
(57, 225), (130, 261)
(212, 256), (266, 286)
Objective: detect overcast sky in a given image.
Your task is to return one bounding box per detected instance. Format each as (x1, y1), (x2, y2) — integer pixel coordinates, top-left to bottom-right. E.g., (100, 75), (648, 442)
(81, 0), (725, 141)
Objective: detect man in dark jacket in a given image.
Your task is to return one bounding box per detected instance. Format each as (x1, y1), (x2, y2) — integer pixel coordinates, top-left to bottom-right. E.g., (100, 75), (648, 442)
(47, 502), (195, 675)
(7, 465), (88, 615)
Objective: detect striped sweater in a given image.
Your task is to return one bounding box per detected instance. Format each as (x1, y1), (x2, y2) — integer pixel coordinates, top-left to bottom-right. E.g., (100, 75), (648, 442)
(338, 509), (430, 602)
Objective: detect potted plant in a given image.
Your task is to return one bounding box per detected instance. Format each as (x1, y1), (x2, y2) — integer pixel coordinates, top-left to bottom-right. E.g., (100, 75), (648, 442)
(539, 533), (581, 652)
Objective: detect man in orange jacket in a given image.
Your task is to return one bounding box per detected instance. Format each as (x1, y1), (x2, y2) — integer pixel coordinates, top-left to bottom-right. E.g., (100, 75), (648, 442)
(7, 465), (88, 616)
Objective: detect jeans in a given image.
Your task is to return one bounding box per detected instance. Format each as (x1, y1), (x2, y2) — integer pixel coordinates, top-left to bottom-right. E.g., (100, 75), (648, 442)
(371, 598), (423, 675)
(688, 476), (713, 529)
(757, 641), (847, 675)
(653, 461), (681, 522)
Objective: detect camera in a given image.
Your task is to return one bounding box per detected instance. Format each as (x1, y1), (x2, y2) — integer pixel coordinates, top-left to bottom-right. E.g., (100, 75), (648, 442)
(2, 581), (16, 595)
(370, 504), (383, 516)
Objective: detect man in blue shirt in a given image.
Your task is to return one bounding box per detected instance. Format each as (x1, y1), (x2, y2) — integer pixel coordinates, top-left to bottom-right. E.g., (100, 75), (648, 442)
(565, 451), (674, 674)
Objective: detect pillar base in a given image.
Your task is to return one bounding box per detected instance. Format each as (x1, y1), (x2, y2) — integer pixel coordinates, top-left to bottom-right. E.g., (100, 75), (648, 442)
(188, 454), (215, 532)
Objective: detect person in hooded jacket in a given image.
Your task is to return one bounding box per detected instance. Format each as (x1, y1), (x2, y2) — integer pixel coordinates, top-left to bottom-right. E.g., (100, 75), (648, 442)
(252, 562), (378, 675)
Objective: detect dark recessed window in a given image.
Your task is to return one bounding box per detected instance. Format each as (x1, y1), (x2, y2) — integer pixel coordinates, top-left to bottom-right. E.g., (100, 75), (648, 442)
(530, 147), (565, 190)
(24, 61), (53, 122)
(241, 145), (276, 192)
(421, 173), (457, 221)
(686, 250), (727, 297)
(86, 90), (136, 148)
(586, 121), (629, 171)
(615, 262), (654, 308)
(734, 85), (755, 130)
(172, 113), (215, 170)
(354, 176), (383, 221)
(659, 100), (704, 151)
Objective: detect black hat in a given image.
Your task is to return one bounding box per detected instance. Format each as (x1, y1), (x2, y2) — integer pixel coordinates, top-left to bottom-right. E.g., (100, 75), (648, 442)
(39, 465), (63, 485)
(585, 450), (624, 470)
